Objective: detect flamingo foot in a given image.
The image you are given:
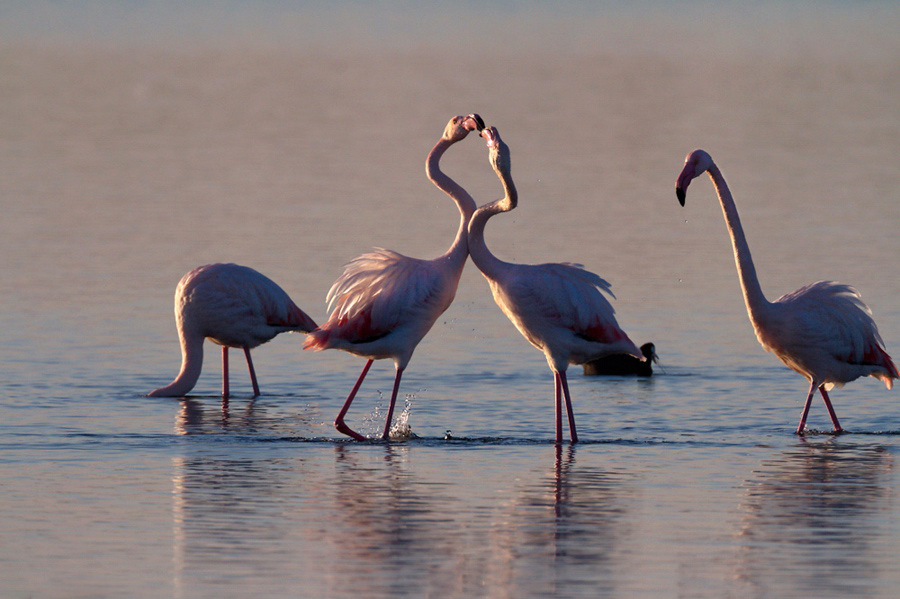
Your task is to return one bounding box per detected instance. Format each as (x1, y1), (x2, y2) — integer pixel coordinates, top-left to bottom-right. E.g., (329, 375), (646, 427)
(335, 418), (367, 441)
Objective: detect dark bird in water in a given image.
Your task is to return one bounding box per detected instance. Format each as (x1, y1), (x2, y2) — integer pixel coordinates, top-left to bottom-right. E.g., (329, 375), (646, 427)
(582, 343), (658, 376)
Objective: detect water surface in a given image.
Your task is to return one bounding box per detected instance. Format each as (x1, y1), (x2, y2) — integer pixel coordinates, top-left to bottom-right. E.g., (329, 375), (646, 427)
(1, 2), (899, 598)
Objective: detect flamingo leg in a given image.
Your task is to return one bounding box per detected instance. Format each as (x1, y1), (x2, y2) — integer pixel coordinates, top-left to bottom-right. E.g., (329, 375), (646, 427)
(222, 346), (230, 399)
(334, 359), (373, 441)
(554, 372), (563, 443)
(558, 370), (578, 443)
(818, 386), (844, 433)
(243, 347), (261, 398)
(795, 380), (817, 434)
(381, 367), (405, 440)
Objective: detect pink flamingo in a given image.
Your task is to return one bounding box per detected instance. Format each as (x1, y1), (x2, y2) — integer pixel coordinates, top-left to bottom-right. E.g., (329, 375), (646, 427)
(676, 149), (898, 433)
(304, 114), (485, 441)
(467, 126), (641, 443)
(148, 263), (317, 398)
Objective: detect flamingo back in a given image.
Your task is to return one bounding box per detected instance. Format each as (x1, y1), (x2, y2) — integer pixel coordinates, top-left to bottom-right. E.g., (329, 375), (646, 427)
(178, 263), (316, 348)
(489, 261), (639, 368)
(769, 280), (897, 388)
(304, 248), (459, 354)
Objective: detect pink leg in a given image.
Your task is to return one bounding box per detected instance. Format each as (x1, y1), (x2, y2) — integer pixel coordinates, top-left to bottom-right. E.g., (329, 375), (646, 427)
(243, 347), (261, 397)
(795, 380), (817, 434)
(558, 370), (578, 444)
(335, 359), (373, 441)
(381, 367), (405, 440)
(222, 346), (230, 399)
(819, 386), (844, 433)
(554, 372), (563, 443)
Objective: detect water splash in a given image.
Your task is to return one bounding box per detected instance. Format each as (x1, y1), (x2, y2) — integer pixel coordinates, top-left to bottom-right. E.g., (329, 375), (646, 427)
(364, 391), (416, 441)
(387, 394), (416, 441)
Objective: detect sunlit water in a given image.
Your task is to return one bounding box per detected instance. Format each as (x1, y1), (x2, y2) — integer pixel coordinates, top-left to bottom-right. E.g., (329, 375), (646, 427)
(1, 2), (899, 598)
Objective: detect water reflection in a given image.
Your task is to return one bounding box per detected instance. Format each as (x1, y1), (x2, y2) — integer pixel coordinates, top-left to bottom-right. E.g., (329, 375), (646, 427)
(174, 396), (321, 438)
(327, 444), (467, 596)
(484, 446), (635, 598)
(168, 408), (638, 599)
(325, 444), (636, 598)
(735, 439), (894, 598)
(171, 453), (311, 598)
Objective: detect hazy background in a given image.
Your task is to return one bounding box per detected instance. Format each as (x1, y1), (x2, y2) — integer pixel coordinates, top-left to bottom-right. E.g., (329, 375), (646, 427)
(1, 2), (899, 598)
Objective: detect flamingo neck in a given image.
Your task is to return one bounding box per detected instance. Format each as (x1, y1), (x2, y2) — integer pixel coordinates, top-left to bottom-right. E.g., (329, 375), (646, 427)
(149, 329), (204, 397)
(427, 137), (476, 268)
(468, 163), (517, 281)
(707, 163), (770, 318)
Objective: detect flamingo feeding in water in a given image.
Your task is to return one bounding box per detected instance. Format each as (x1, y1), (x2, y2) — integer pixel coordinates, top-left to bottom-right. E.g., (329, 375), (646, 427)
(467, 126), (641, 443)
(148, 263), (317, 399)
(675, 149), (897, 434)
(303, 114), (485, 441)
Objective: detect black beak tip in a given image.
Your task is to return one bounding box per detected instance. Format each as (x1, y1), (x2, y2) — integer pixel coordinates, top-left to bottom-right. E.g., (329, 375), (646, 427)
(469, 113), (486, 132)
(676, 187), (686, 206)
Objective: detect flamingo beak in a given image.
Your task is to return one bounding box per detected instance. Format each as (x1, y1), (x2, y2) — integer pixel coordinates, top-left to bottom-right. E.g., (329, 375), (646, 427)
(676, 186), (687, 206)
(465, 113), (485, 132)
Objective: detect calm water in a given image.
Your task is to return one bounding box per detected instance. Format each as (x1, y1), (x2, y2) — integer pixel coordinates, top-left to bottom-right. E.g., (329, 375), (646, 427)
(2, 2), (899, 598)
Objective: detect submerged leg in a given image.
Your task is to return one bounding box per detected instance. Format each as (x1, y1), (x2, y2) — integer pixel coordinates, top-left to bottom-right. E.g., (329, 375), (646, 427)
(222, 346), (230, 399)
(335, 359), (374, 441)
(558, 370), (578, 444)
(819, 386), (844, 433)
(795, 380), (817, 434)
(381, 367), (405, 440)
(243, 347), (260, 398)
(554, 372), (563, 443)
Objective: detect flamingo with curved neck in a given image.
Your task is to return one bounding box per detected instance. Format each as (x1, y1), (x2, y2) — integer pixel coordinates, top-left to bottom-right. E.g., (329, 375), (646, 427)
(304, 114), (484, 441)
(148, 263), (317, 399)
(676, 149), (897, 433)
(468, 126), (641, 443)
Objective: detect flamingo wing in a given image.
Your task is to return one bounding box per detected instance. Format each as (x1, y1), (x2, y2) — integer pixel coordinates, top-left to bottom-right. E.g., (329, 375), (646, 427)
(179, 263), (316, 347)
(498, 262), (628, 344)
(775, 281), (894, 370)
(311, 248), (454, 345)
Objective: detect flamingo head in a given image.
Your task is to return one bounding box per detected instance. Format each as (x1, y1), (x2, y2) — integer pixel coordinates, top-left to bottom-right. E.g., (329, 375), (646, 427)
(482, 126), (510, 170)
(482, 126), (516, 210)
(675, 149), (714, 206)
(443, 113), (485, 142)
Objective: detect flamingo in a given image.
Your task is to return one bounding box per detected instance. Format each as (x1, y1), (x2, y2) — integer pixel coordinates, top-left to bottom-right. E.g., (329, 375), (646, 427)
(675, 149), (898, 434)
(467, 126), (641, 443)
(583, 342), (658, 376)
(303, 114), (485, 441)
(148, 263), (317, 398)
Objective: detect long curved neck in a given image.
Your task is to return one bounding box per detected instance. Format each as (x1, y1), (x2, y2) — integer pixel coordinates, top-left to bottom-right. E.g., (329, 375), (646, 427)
(148, 329), (204, 397)
(707, 163), (770, 318)
(427, 137), (476, 268)
(468, 162), (517, 281)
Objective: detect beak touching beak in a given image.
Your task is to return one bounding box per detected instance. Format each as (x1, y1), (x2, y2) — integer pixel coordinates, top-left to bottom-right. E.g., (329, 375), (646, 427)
(465, 113), (485, 132)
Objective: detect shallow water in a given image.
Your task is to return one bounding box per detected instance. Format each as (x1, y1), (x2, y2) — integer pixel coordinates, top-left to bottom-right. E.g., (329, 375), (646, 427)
(2, 2), (899, 598)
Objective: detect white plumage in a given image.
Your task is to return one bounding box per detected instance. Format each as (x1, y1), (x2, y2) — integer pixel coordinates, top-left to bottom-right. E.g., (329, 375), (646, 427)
(467, 126), (640, 443)
(676, 149), (897, 433)
(304, 114), (484, 440)
(148, 263), (317, 398)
